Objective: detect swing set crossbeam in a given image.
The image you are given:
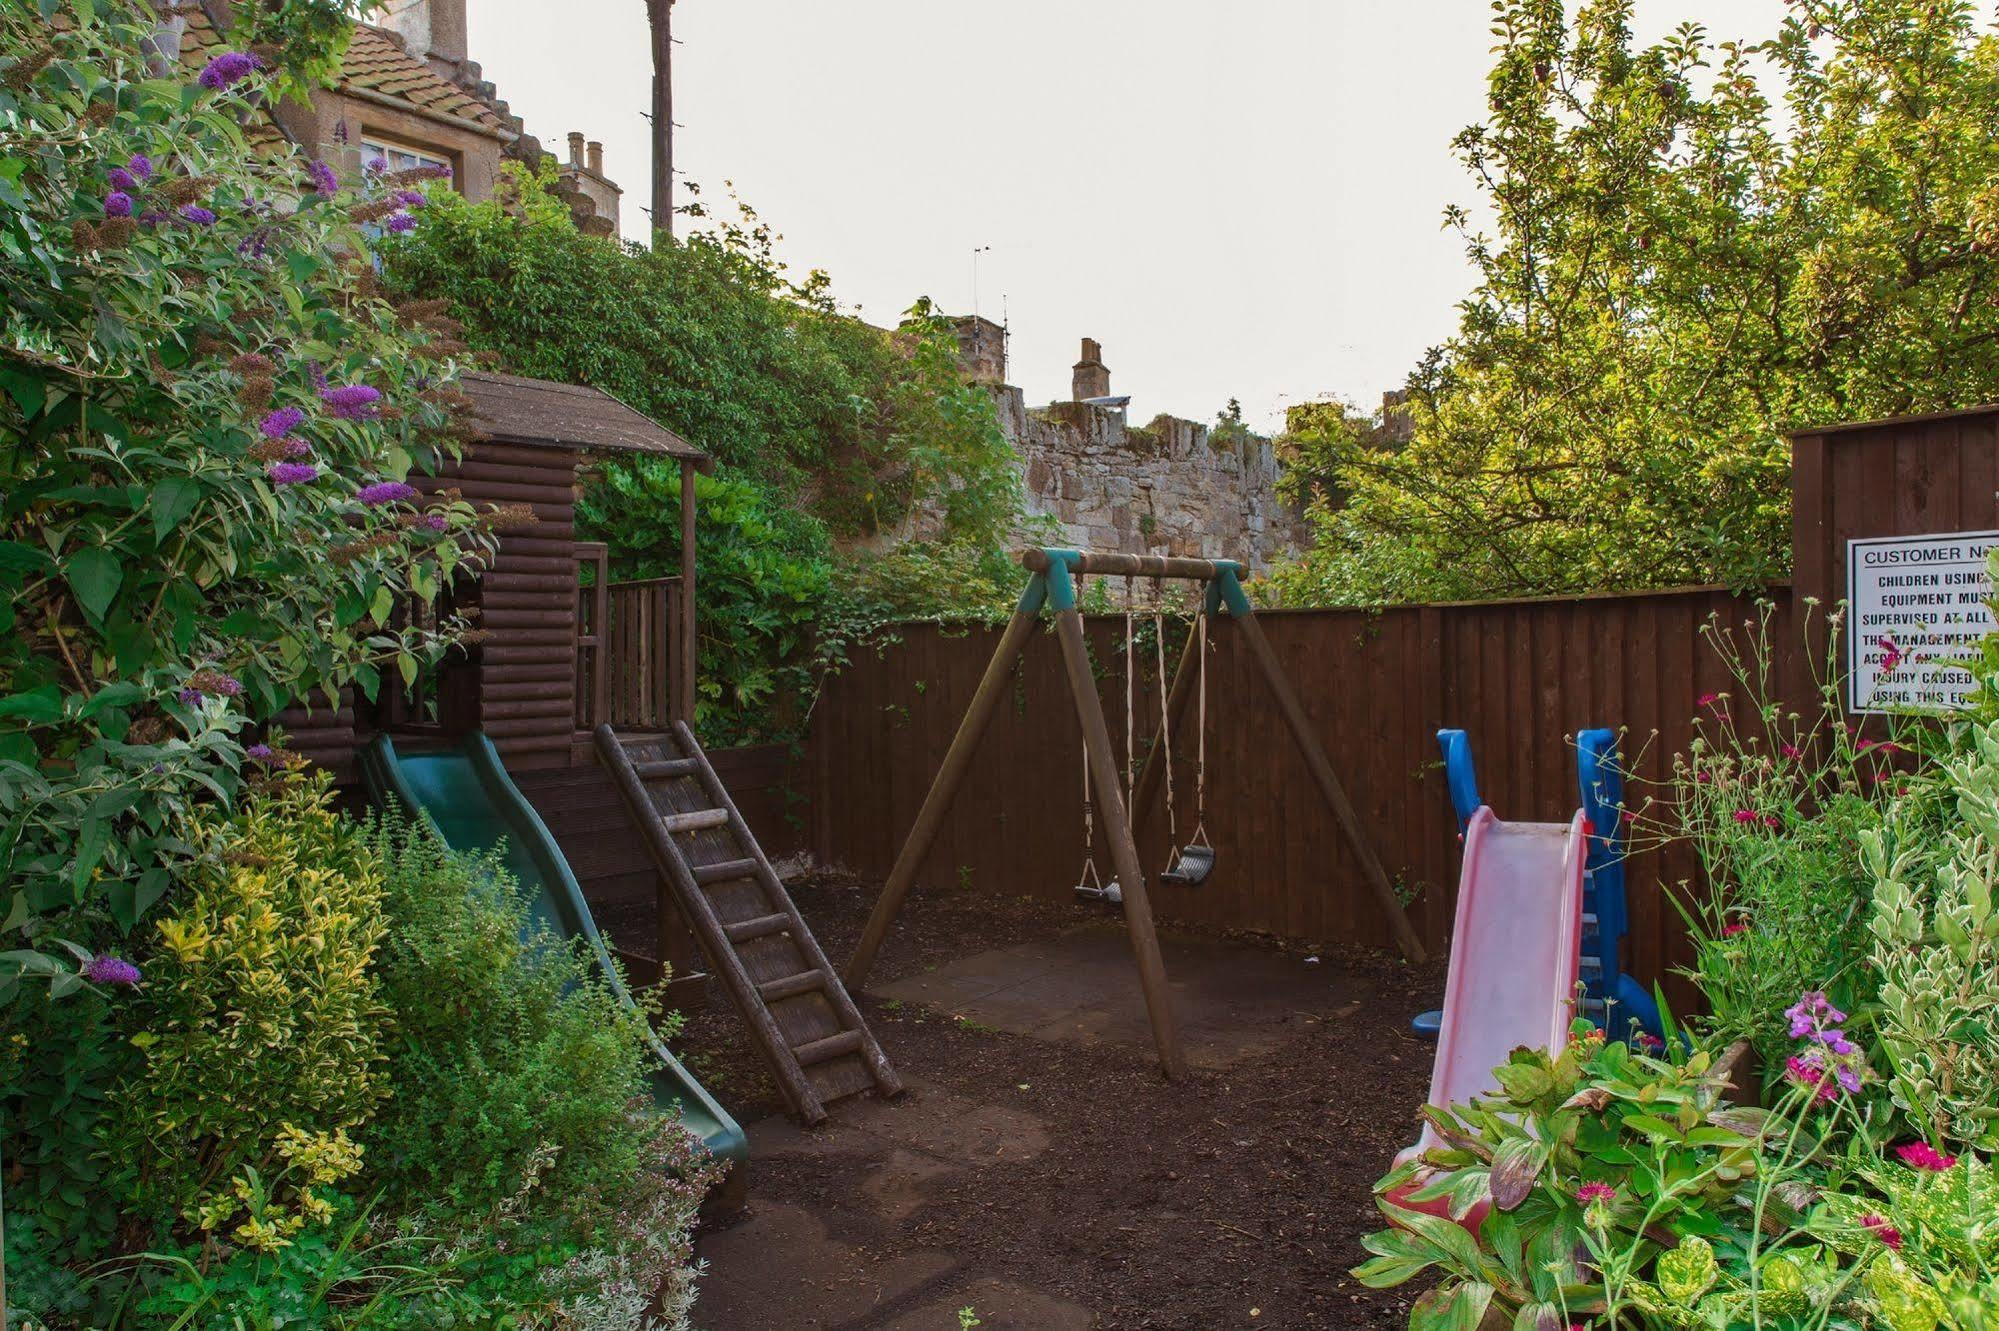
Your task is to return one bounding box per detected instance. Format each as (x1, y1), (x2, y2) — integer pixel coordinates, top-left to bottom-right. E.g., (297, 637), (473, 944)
(1018, 547), (1243, 582)
(841, 546), (1427, 1082)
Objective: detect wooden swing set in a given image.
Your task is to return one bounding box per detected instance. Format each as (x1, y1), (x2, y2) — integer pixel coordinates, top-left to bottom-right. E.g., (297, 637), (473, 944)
(843, 548), (1427, 1080)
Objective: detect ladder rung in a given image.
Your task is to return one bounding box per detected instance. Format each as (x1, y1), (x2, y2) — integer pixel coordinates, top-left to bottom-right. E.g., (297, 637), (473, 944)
(758, 969), (828, 1003)
(662, 808), (730, 834)
(695, 857), (761, 886)
(635, 758), (701, 780)
(791, 1028), (863, 1067)
(723, 912), (791, 945)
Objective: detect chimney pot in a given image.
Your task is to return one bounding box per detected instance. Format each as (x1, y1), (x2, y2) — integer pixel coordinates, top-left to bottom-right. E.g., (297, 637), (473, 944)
(587, 140), (604, 175)
(566, 132), (585, 167)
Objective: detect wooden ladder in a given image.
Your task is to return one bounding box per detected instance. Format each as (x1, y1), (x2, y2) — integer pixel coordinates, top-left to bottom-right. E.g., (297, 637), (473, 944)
(594, 721), (901, 1124)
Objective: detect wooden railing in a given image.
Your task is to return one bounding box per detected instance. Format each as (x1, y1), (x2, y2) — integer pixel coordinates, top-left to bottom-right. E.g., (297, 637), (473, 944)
(575, 544), (684, 733)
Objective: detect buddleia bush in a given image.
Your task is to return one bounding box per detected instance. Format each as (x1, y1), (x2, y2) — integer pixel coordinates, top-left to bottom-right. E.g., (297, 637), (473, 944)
(0, 0), (489, 991)
(1867, 719), (1999, 1153)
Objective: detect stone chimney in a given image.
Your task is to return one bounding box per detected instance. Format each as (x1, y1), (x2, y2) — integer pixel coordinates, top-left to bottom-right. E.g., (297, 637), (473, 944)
(1072, 337), (1110, 401)
(587, 141), (604, 175)
(379, 0), (467, 70)
(567, 132), (585, 169)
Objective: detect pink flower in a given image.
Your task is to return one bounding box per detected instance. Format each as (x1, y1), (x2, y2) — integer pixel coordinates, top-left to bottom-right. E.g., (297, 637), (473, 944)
(1761, 813), (1783, 829)
(1880, 636), (1903, 672)
(1896, 1142), (1958, 1172)
(1861, 1214), (1903, 1250)
(1780, 742), (1802, 759)
(1575, 1182), (1617, 1204)
(1721, 923), (1748, 937)
(1733, 808), (1759, 824)
(1697, 692), (1719, 707)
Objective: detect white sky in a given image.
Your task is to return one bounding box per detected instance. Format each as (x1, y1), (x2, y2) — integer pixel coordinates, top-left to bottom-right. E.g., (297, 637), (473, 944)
(464, 0), (1791, 434)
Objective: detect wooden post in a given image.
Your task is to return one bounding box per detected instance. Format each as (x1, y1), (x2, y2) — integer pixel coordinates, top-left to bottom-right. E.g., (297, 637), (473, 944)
(646, 0), (673, 239)
(844, 603), (1042, 990)
(1052, 606), (1188, 1080)
(677, 458), (697, 724)
(1231, 608), (1428, 964)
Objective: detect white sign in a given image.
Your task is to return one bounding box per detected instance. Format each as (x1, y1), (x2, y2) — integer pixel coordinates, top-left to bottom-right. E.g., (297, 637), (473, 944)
(1848, 530), (1999, 713)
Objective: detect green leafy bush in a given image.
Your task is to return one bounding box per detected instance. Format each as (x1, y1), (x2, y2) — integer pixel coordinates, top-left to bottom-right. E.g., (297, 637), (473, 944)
(1663, 607), (1909, 1077)
(106, 769), (387, 1242)
(360, 814), (660, 1217)
(1866, 719), (1999, 1153)
(0, 0), (488, 984)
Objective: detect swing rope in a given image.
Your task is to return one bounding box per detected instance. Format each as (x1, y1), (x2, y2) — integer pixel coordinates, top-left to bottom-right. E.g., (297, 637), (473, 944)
(1155, 604), (1178, 860)
(1189, 607), (1211, 854)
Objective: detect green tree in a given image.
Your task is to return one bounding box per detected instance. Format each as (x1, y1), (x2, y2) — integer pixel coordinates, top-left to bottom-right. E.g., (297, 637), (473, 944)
(380, 166), (1024, 739)
(1278, 0), (1999, 605)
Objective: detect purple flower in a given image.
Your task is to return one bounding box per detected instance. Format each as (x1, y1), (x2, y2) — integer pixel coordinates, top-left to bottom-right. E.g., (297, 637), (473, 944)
(364, 155), (388, 175)
(108, 166), (138, 192)
(392, 190), (428, 208)
(280, 437), (311, 458)
(246, 743), (276, 762)
(177, 686), (204, 705)
(267, 461), (319, 486)
(420, 511), (448, 531)
(83, 954), (141, 987)
(127, 153), (154, 181)
(138, 210), (167, 228)
(1786, 991), (1847, 1040)
(321, 383), (381, 419)
(355, 480), (418, 506)
(305, 159), (338, 196)
(103, 191), (134, 217)
(260, 406), (306, 438)
(384, 212), (417, 234)
(178, 205), (217, 227)
(196, 51), (260, 91)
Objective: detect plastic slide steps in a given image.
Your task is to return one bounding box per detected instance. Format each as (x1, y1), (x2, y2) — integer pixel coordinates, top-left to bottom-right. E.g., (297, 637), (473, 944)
(358, 732), (748, 1208)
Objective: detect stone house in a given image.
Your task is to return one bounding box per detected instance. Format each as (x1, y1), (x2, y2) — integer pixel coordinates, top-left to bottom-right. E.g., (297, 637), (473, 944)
(178, 0), (621, 234)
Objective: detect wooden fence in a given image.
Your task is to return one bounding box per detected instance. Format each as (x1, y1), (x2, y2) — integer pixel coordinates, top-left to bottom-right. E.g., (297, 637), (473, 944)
(806, 586), (1780, 997)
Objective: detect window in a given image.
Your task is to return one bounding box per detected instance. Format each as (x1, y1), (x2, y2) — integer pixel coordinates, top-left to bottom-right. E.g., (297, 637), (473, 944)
(358, 136), (456, 186)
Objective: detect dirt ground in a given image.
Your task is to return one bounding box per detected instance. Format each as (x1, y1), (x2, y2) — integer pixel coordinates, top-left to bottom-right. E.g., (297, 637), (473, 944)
(601, 872), (1444, 1331)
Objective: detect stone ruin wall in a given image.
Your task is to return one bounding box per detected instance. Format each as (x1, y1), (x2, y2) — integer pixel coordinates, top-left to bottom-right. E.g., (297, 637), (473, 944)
(996, 389), (1308, 576)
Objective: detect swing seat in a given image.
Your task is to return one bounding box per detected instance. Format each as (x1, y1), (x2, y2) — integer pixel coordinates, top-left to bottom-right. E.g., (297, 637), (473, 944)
(1160, 844), (1215, 887)
(1075, 878), (1123, 906)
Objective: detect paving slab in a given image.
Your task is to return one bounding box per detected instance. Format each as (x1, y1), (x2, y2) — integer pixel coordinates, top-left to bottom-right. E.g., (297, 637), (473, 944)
(881, 1277), (1095, 1331)
(875, 922), (1371, 1070)
(694, 1202), (956, 1329)
(746, 1077), (1051, 1170)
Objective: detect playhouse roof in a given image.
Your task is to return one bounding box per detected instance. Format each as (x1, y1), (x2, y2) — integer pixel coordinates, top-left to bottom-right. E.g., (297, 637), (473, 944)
(460, 372), (712, 469)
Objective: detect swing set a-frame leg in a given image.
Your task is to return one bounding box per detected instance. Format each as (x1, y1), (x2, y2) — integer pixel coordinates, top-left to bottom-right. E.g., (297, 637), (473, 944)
(844, 590), (1043, 992)
(1052, 605), (1189, 1080)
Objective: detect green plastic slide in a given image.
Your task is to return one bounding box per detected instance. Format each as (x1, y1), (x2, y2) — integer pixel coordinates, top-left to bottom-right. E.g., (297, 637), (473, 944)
(358, 732), (748, 1184)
